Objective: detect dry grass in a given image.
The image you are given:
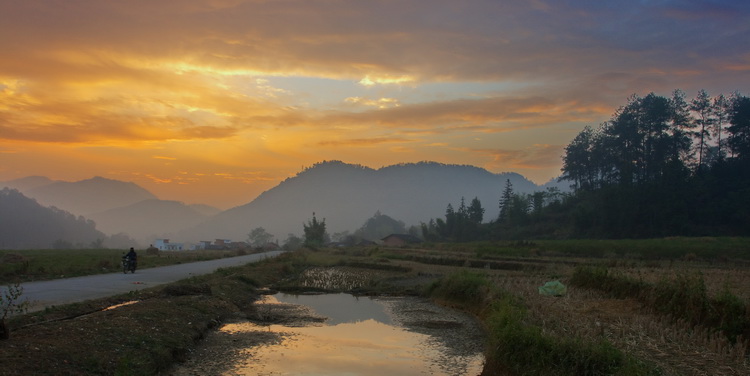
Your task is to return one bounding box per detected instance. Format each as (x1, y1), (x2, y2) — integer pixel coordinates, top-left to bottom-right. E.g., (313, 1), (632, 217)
(482, 263), (750, 375)
(379, 243), (750, 375)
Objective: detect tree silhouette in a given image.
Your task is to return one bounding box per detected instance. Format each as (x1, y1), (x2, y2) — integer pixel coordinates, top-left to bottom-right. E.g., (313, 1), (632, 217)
(303, 212), (328, 248)
(498, 179), (514, 222)
(728, 94), (750, 160)
(247, 227), (274, 247)
(690, 89), (714, 169)
(468, 197), (484, 224)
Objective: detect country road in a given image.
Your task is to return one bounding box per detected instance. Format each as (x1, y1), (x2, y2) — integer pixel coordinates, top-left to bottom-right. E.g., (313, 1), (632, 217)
(3, 250), (284, 312)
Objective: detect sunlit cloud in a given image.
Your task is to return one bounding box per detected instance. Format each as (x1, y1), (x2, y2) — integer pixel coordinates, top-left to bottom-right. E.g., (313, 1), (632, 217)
(144, 174), (173, 184)
(358, 75), (415, 87)
(344, 96), (400, 109)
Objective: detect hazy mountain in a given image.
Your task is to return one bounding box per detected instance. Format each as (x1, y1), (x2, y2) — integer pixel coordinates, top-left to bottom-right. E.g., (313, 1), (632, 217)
(3, 163), (564, 246)
(188, 204), (222, 217)
(540, 176), (570, 191)
(0, 188), (106, 249)
(1, 176), (56, 192)
(180, 161), (548, 242)
(24, 176), (157, 216)
(90, 199), (211, 244)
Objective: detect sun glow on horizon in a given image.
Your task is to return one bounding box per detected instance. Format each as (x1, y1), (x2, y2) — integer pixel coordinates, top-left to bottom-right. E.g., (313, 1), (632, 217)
(1, 1), (747, 208)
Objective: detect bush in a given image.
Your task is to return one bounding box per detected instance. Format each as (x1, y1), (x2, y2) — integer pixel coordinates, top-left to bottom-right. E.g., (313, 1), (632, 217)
(1, 283), (29, 339)
(425, 270), (488, 309)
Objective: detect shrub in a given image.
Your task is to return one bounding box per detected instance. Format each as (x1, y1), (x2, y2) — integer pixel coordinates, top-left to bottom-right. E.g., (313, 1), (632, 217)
(651, 272), (708, 324)
(710, 286), (750, 342)
(425, 270), (488, 309)
(1, 283), (29, 339)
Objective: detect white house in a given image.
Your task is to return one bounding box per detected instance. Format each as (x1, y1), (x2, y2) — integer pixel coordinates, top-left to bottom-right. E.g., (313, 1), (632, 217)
(154, 238), (184, 251)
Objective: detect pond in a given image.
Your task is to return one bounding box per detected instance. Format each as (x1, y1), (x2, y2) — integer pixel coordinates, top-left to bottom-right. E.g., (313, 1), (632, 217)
(171, 293), (485, 375)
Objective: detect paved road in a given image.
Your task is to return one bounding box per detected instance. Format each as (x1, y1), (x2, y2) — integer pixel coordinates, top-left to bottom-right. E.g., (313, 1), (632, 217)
(4, 251), (284, 312)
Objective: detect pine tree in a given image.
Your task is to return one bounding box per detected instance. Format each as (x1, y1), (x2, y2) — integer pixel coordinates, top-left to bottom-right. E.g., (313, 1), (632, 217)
(498, 179), (514, 223)
(712, 94), (730, 161)
(690, 89), (714, 169)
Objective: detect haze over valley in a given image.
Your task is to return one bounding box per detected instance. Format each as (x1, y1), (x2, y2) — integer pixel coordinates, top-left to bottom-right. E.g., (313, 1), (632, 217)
(1, 161), (564, 249)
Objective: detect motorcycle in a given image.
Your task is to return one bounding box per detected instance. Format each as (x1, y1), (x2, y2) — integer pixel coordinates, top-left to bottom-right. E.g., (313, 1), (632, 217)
(122, 256), (137, 274)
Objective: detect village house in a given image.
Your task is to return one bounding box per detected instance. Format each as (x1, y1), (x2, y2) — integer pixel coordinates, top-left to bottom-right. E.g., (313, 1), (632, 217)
(190, 240), (212, 251)
(153, 238), (184, 251)
(158, 238), (253, 251)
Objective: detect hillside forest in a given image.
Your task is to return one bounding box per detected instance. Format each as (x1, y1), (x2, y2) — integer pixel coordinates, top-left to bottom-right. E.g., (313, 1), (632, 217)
(0, 188), (135, 249)
(423, 90), (750, 241)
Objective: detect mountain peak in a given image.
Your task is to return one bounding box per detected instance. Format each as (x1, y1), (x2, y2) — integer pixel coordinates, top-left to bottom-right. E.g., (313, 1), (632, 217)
(1, 176), (55, 191)
(183, 161), (551, 242)
(25, 176), (157, 215)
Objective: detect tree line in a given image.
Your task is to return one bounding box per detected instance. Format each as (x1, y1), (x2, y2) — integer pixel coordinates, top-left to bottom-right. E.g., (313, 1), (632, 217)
(423, 90), (750, 240)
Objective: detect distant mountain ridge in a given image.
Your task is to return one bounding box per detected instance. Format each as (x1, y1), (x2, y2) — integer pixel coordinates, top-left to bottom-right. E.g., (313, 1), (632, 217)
(18, 176), (157, 216)
(180, 161), (555, 243)
(3, 162), (565, 247)
(0, 176), (55, 192)
(0, 188), (106, 249)
(1, 176), (218, 245)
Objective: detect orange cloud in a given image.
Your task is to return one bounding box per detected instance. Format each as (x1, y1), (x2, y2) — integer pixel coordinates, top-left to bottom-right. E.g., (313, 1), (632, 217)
(318, 137), (412, 147)
(471, 144), (565, 170)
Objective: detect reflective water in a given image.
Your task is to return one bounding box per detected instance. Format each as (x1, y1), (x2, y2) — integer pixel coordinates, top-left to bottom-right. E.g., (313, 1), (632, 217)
(214, 293), (485, 375)
(273, 292), (393, 325)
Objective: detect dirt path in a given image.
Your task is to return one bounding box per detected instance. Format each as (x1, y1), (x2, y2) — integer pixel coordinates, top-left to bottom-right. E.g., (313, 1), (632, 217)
(6, 251), (284, 312)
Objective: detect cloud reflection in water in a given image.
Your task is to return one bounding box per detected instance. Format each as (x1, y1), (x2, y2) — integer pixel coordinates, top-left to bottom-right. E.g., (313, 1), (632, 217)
(222, 293), (484, 375)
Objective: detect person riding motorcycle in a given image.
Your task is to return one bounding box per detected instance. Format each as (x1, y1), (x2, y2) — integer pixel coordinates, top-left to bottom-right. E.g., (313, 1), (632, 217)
(122, 247), (138, 273)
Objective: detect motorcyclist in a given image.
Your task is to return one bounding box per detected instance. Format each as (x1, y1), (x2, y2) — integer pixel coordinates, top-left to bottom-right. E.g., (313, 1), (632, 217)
(123, 247), (138, 272)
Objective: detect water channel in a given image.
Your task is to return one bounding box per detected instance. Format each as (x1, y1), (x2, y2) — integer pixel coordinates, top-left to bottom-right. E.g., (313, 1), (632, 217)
(171, 293), (485, 375)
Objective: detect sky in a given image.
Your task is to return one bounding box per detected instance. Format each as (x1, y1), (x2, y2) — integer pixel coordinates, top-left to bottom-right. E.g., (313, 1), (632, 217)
(1, 0), (748, 209)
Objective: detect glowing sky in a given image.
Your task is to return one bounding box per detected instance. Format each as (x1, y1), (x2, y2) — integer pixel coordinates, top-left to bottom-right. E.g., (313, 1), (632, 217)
(1, 1), (748, 209)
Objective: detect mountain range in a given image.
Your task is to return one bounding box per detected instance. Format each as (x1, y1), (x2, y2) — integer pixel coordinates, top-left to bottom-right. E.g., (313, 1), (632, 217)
(2, 161), (567, 247)
(3, 176), (158, 215)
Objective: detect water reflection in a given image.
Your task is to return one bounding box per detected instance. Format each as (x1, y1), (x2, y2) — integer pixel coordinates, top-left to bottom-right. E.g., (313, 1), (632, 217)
(272, 292), (393, 325)
(221, 293), (484, 375)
